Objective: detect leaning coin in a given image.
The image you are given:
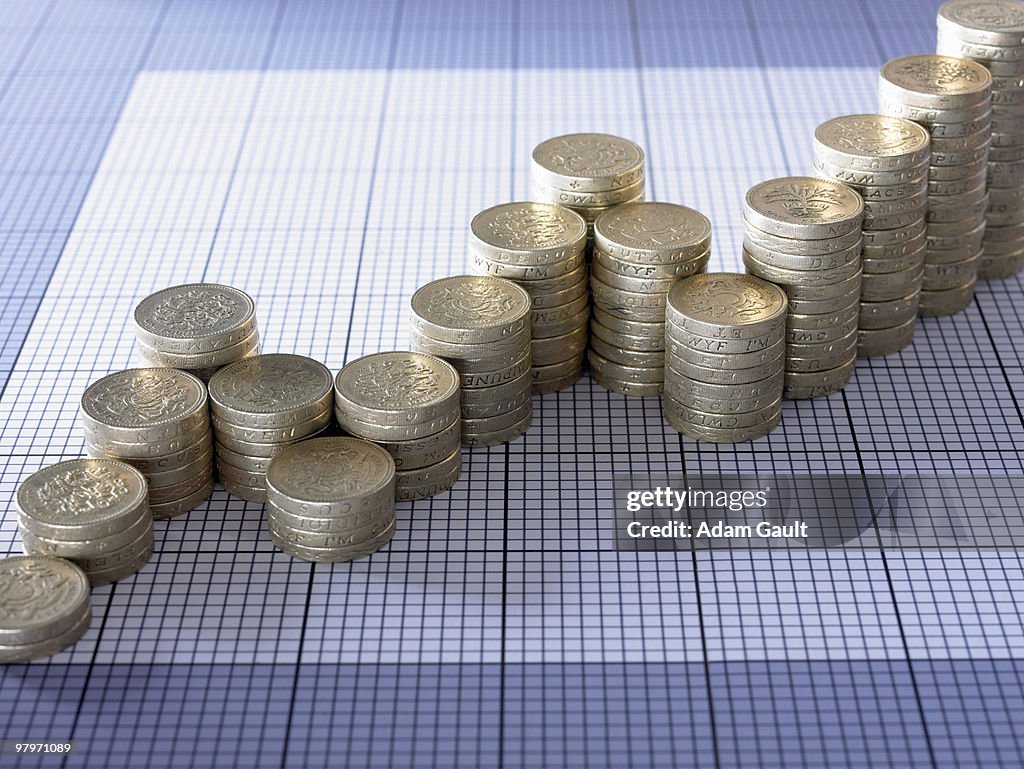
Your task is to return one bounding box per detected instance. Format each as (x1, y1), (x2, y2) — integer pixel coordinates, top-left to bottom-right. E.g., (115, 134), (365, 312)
(132, 283), (256, 353)
(0, 556), (91, 645)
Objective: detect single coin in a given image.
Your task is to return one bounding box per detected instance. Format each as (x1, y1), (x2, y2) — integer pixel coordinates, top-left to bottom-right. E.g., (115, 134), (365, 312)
(785, 344), (858, 374)
(149, 478), (214, 520)
(665, 272), (788, 339)
(877, 96), (990, 124)
(80, 368), (207, 443)
(668, 353), (783, 386)
(270, 519), (396, 563)
(880, 54), (993, 107)
(16, 459), (147, 541)
(938, 0), (1024, 46)
(812, 158), (929, 186)
(814, 114), (933, 170)
(783, 359), (857, 400)
(744, 177), (864, 239)
(469, 201), (587, 264)
(0, 556), (91, 645)
(268, 511), (395, 550)
(590, 261), (680, 293)
(531, 133), (645, 192)
(862, 246), (926, 275)
(666, 383), (781, 414)
(593, 202), (712, 263)
(265, 437), (396, 515)
(334, 351), (459, 427)
(786, 316), (859, 345)
(458, 353), (532, 389)
(862, 218), (926, 246)
(665, 324), (784, 356)
(410, 275), (531, 344)
(132, 283), (256, 353)
(209, 354), (334, 428)
(591, 306), (664, 338)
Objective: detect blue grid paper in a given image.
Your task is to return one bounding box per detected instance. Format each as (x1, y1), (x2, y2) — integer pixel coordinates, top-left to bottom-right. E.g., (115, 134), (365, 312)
(0, 1), (1022, 768)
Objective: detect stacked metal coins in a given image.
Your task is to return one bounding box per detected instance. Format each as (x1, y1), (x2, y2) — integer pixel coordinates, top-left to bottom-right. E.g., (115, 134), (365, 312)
(812, 115), (931, 356)
(937, 0), (1024, 279)
(0, 556), (91, 662)
(589, 202), (712, 396)
(530, 133), (646, 243)
(81, 368), (214, 519)
(409, 275), (533, 447)
(265, 437), (396, 563)
(209, 354), (335, 504)
(468, 202), (589, 394)
(742, 177), (865, 399)
(878, 54), (993, 315)
(334, 352), (462, 501)
(16, 459), (154, 586)
(132, 283), (260, 381)
(664, 274), (787, 442)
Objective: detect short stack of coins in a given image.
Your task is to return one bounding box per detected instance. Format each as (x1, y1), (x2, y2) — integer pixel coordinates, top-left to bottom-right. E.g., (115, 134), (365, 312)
(530, 133), (646, 244)
(664, 273), (787, 443)
(813, 114), (931, 356)
(878, 54), (993, 315)
(265, 437), (396, 563)
(409, 275), (533, 447)
(0, 556), (91, 663)
(742, 177), (865, 399)
(16, 459), (154, 586)
(589, 202), (712, 396)
(334, 352), (462, 501)
(208, 354), (335, 504)
(937, 0), (1024, 279)
(468, 202), (589, 394)
(81, 368), (214, 519)
(132, 283), (260, 381)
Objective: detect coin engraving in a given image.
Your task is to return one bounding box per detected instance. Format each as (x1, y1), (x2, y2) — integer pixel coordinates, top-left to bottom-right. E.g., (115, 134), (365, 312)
(815, 115), (930, 157)
(412, 276), (530, 329)
(532, 133), (644, 181)
(210, 355), (332, 413)
(134, 284), (254, 340)
(473, 203), (586, 251)
(944, 0), (1024, 31)
(882, 54), (991, 95)
(670, 274), (787, 325)
(18, 460), (144, 523)
(746, 177), (863, 226)
(597, 202), (711, 249)
(339, 353), (457, 411)
(82, 369), (205, 427)
(267, 438), (394, 501)
(0, 557), (87, 629)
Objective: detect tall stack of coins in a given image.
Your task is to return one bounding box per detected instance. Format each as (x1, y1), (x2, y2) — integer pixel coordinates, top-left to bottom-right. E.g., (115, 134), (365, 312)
(81, 368), (214, 519)
(132, 284), (260, 381)
(334, 352), (462, 501)
(878, 54), (993, 315)
(0, 556), (92, 663)
(208, 354), (335, 504)
(589, 202), (712, 396)
(664, 274), (787, 443)
(265, 437), (396, 563)
(813, 115), (931, 356)
(742, 177), (865, 399)
(16, 459), (154, 586)
(937, 0), (1024, 279)
(409, 275), (533, 447)
(530, 133), (646, 243)
(468, 202), (589, 394)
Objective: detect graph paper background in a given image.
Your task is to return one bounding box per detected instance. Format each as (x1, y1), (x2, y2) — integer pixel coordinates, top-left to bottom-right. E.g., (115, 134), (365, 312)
(0, 1), (1021, 767)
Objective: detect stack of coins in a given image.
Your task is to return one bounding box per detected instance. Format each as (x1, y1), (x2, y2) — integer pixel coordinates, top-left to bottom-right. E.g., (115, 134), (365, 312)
(16, 459), (154, 586)
(878, 54), (993, 315)
(265, 437), (396, 563)
(812, 115), (931, 356)
(0, 556), (92, 662)
(937, 0), (1024, 279)
(742, 177), (865, 399)
(409, 275), (533, 447)
(81, 368), (214, 519)
(208, 354), (335, 504)
(468, 202), (589, 394)
(664, 274), (787, 443)
(334, 352), (462, 501)
(132, 283), (260, 381)
(530, 133), (646, 243)
(589, 202), (712, 396)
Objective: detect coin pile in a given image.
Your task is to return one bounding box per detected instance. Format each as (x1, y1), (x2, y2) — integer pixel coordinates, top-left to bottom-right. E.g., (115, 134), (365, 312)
(132, 283), (260, 381)
(209, 354), (335, 504)
(468, 202), (589, 394)
(879, 54), (993, 315)
(265, 437), (396, 563)
(335, 352), (462, 501)
(937, 0), (1024, 279)
(530, 133), (646, 242)
(0, 556), (92, 663)
(813, 114), (931, 356)
(742, 177), (865, 399)
(664, 273), (787, 442)
(409, 275), (533, 447)
(589, 202), (712, 396)
(16, 459), (154, 586)
(82, 368), (214, 519)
